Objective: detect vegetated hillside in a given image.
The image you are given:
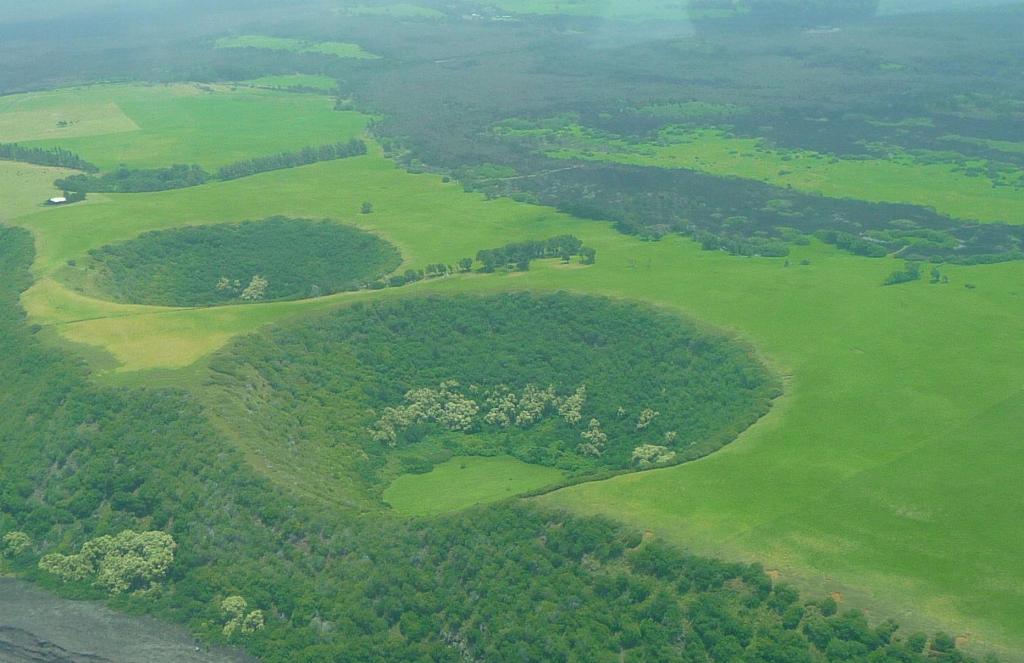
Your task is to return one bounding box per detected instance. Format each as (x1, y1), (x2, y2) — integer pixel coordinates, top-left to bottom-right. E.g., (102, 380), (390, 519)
(335, 4), (1024, 257)
(0, 227), (981, 661)
(79, 217), (401, 306)
(202, 293), (779, 506)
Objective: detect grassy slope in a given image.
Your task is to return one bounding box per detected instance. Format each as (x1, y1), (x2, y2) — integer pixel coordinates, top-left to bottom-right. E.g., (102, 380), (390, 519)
(4, 86), (1024, 656)
(8, 84), (367, 170)
(538, 126), (1024, 223)
(384, 456), (565, 516)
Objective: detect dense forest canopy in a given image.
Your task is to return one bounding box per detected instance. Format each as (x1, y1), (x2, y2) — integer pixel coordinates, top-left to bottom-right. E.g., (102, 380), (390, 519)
(78, 217), (401, 306)
(205, 293), (779, 496)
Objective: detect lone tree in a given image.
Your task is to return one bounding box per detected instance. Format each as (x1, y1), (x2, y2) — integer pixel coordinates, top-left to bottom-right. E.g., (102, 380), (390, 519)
(361, 201), (374, 214)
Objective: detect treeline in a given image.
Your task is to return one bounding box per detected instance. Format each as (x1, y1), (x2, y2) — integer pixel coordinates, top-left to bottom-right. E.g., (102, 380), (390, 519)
(358, 236), (595, 290)
(54, 138), (366, 192)
(469, 159), (1024, 265)
(0, 142), (98, 172)
(214, 137), (366, 180)
(56, 163), (209, 193)
(476, 235), (596, 272)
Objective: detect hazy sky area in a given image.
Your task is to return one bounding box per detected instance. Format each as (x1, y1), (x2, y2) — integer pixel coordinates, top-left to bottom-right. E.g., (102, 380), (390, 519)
(879, 0), (1019, 13)
(0, 0), (1021, 26)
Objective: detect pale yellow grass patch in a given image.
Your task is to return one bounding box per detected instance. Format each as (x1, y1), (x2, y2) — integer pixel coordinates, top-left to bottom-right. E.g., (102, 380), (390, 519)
(0, 102), (139, 142)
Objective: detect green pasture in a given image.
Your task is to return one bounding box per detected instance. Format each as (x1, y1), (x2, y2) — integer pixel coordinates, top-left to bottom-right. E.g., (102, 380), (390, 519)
(384, 456), (565, 517)
(216, 35), (378, 59)
(0, 95), (138, 143)
(0, 161), (79, 221)
(507, 122), (1024, 223)
(4, 84), (1024, 657)
(10, 84), (368, 170)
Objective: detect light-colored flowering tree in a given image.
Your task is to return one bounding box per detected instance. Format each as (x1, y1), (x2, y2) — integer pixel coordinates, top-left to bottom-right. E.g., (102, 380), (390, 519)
(222, 595), (266, 637)
(39, 530), (176, 595)
(631, 444), (676, 468)
(578, 418), (607, 457)
(636, 408), (660, 431)
(240, 275), (268, 301)
(2, 531), (31, 557)
(558, 385), (587, 425)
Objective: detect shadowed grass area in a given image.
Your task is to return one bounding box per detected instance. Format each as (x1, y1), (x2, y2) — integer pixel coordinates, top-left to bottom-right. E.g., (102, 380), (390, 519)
(384, 456), (565, 516)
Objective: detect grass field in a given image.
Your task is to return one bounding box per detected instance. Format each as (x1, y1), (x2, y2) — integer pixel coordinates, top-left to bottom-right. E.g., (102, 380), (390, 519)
(216, 35), (379, 59)
(0, 97), (138, 143)
(0, 161), (79, 221)
(504, 122), (1024, 223)
(4, 84), (1024, 658)
(384, 456), (566, 516)
(8, 84), (368, 170)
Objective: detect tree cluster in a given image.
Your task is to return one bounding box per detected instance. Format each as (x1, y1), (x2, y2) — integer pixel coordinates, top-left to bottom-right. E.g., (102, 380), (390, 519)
(476, 235), (595, 272)
(57, 163), (210, 193)
(83, 216), (400, 306)
(369, 381), (591, 447)
(38, 530), (175, 595)
(883, 261), (922, 286)
(214, 138), (366, 181)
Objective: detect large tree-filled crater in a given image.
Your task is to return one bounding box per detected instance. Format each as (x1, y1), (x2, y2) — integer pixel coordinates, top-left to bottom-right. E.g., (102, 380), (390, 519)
(75, 216), (401, 307)
(206, 292), (780, 509)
